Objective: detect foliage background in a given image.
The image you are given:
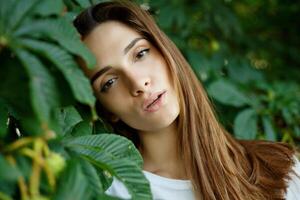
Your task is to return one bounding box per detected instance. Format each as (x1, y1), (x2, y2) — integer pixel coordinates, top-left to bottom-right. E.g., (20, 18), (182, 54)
(0, 0), (299, 199)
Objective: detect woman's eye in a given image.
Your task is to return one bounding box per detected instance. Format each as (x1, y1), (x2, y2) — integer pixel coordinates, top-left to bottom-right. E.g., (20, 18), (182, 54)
(101, 77), (118, 92)
(135, 48), (149, 61)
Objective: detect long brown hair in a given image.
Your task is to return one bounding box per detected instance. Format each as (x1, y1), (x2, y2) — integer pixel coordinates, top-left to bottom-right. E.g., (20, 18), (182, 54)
(73, 1), (295, 199)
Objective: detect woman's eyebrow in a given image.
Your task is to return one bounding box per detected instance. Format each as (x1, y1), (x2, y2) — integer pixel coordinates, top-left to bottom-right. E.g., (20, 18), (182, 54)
(124, 37), (144, 55)
(90, 37), (144, 84)
(90, 66), (112, 84)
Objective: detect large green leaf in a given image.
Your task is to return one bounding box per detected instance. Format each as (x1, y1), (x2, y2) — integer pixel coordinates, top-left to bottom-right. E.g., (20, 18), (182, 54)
(0, 50), (42, 135)
(64, 134), (151, 199)
(97, 168), (114, 193)
(15, 49), (59, 132)
(53, 106), (82, 137)
(19, 38), (95, 106)
(34, 0), (64, 16)
(14, 18), (96, 69)
(65, 134), (143, 167)
(71, 147), (152, 200)
(234, 108), (257, 139)
(53, 18), (96, 69)
(73, 0), (92, 8)
(79, 158), (104, 195)
(71, 120), (93, 137)
(208, 79), (250, 107)
(6, 0), (39, 33)
(0, 0), (14, 34)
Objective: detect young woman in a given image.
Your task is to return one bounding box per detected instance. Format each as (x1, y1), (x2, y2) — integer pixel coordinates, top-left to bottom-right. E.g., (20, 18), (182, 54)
(73, 1), (300, 199)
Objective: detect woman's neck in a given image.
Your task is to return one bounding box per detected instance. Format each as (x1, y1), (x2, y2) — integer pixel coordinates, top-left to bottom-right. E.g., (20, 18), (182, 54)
(138, 121), (187, 180)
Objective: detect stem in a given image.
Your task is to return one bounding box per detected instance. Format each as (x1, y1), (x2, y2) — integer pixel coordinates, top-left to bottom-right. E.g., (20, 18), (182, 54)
(43, 161), (56, 190)
(29, 139), (43, 197)
(20, 148), (44, 165)
(91, 105), (98, 121)
(42, 140), (56, 190)
(18, 176), (29, 200)
(3, 137), (34, 152)
(6, 156), (29, 200)
(22, 144), (56, 190)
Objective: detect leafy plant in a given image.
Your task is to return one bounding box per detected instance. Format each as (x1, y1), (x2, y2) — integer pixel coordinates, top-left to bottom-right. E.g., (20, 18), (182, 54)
(0, 0), (152, 199)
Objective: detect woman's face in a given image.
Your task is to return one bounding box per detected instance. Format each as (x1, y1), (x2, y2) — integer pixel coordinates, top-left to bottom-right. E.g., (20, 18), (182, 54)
(83, 21), (180, 132)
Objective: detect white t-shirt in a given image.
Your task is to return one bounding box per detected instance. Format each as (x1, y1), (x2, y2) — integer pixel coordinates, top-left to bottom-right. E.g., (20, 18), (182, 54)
(105, 159), (300, 200)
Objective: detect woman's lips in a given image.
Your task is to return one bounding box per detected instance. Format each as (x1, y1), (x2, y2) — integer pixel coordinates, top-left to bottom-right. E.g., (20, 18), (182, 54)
(143, 90), (167, 112)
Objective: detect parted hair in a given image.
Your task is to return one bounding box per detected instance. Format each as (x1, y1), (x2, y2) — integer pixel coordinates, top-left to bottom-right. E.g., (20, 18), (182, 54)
(73, 1), (296, 199)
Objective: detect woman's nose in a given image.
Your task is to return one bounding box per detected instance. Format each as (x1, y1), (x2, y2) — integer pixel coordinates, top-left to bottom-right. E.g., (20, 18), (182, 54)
(125, 70), (151, 96)
(132, 80), (150, 96)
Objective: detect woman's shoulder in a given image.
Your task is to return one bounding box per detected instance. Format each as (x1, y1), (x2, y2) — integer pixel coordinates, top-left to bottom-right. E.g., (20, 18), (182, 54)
(286, 156), (300, 200)
(105, 170), (195, 200)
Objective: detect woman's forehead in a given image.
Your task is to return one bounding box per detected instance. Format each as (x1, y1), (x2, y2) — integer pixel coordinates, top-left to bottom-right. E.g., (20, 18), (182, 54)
(81, 21), (147, 78)
(83, 21), (141, 51)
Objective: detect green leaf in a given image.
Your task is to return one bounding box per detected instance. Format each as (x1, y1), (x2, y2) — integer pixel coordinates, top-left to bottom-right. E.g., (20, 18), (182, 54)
(227, 58), (264, 84)
(79, 158), (104, 195)
(34, 0), (64, 16)
(6, 0), (39, 33)
(20, 38), (95, 106)
(0, 154), (21, 182)
(53, 18), (96, 69)
(0, 0), (15, 34)
(234, 108), (257, 139)
(208, 79), (250, 107)
(14, 18), (96, 69)
(65, 134), (143, 167)
(71, 147), (152, 200)
(64, 134), (152, 199)
(15, 49), (59, 132)
(262, 116), (276, 141)
(53, 159), (91, 200)
(73, 0), (92, 8)
(97, 169), (113, 192)
(0, 50), (42, 135)
(71, 121), (93, 137)
(54, 106), (82, 137)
